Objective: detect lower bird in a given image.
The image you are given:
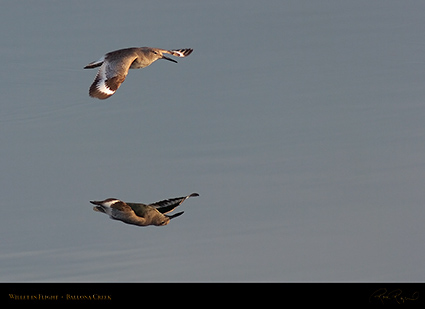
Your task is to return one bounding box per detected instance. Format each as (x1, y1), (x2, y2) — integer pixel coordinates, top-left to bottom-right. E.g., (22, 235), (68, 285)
(91, 193), (199, 227)
(84, 46), (193, 99)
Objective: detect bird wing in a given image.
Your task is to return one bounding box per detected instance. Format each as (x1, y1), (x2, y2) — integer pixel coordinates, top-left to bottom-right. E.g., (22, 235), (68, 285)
(149, 193), (199, 214)
(109, 200), (153, 226)
(165, 48), (194, 58)
(166, 211), (185, 220)
(125, 202), (152, 218)
(110, 200), (133, 212)
(89, 49), (139, 99)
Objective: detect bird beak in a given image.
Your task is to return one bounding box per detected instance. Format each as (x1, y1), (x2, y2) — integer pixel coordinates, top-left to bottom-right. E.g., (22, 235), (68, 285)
(162, 55), (178, 63)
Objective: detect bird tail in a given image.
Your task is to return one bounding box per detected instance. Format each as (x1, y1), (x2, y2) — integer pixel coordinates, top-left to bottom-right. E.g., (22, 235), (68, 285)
(84, 56), (105, 69)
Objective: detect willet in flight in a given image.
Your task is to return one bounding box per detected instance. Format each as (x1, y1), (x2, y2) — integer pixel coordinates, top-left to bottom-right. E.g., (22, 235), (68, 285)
(91, 193), (199, 227)
(84, 47), (193, 99)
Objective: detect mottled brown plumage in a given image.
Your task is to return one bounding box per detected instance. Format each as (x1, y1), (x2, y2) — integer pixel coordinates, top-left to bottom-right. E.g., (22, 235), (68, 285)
(91, 193), (199, 227)
(84, 47), (193, 99)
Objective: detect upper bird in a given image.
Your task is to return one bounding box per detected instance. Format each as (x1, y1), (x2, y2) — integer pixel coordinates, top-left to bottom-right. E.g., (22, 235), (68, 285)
(84, 47), (193, 99)
(91, 193), (199, 227)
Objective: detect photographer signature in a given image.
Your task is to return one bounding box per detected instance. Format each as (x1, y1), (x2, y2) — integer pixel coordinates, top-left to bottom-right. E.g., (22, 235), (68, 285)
(369, 288), (419, 304)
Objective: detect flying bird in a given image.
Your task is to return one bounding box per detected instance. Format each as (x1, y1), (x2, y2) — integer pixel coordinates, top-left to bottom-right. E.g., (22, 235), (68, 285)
(84, 47), (193, 99)
(91, 193), (199, 227)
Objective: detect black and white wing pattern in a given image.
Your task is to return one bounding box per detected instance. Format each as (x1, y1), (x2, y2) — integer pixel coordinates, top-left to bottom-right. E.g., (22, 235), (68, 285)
(86, 49), (139, 99)
(149, 193), (199, 214)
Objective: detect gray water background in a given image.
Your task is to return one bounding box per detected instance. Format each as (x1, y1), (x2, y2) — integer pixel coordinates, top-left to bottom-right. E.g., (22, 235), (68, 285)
(1, 1), (425, 281)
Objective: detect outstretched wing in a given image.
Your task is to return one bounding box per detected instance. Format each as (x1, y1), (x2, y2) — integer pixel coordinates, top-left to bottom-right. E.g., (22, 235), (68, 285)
(150, 193), (199, 214)
(165, 48), (193, 58)
(88, 50), (139, 99)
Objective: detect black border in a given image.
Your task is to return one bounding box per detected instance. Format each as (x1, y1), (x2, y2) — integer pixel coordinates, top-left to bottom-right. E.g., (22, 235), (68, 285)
(2, 283), (425, 306)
